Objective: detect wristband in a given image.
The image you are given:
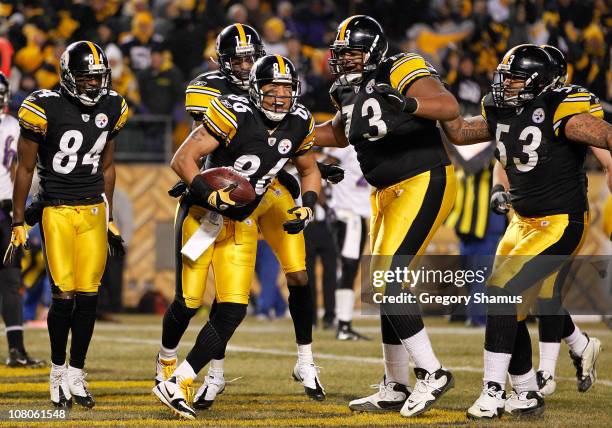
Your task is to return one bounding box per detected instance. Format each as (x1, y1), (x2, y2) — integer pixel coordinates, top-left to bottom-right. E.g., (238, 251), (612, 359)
(190, 174), (212, 196)
(301, 191), (318, 209)
(403, 97), (418, 114)
(491, 184), (506, 195)
(11, 221), (24, 227)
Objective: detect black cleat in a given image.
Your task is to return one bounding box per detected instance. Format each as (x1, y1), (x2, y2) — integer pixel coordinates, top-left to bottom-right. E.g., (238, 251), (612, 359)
(6, 348), (46, 368)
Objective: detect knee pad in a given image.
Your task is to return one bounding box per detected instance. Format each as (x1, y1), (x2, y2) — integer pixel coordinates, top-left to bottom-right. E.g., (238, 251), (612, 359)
(209, 302), (247, 341)
(508, 321), (532, 375)
(170, 300), (199, 324)
(286, 270), (308, 287)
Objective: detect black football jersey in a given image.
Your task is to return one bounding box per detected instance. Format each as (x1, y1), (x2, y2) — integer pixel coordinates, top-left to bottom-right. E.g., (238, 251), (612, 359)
(200, 94), (314, 220)
(481, 85), (603, 217)
(185, 70), (248, 122)
(329, 52), (450, 188)
(18, 89), (128, 200)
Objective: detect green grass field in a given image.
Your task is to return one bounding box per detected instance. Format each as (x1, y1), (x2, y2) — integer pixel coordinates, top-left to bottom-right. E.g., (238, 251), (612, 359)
(1, 314), (610, 427)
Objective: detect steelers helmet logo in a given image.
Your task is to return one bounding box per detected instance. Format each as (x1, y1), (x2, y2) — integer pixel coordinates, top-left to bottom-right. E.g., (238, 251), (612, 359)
(95, 113), (108, 128)
(532, 108), (545, 123)
(278, 139), (292, 155)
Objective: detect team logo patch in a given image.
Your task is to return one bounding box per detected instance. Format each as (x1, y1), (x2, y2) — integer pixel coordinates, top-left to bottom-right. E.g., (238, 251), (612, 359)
(82, 114), (90, 122)
(532, 108), (545, 123)
(278, 139), (292, 155)
(95, 113), (108, 128)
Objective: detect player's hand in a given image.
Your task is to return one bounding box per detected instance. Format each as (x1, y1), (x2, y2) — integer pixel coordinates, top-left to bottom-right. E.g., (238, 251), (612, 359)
(318, 162), (345, 184)
(207, 184), (238, 211)
(372, 83), (418, 114)
(490, 184), (510, 215)
(108, 220), (125, 257)
(168, 180), (188, 198)
(276, 169), (301, 199)
(283, 206), (314, 234)
(3, 223), (28, 266)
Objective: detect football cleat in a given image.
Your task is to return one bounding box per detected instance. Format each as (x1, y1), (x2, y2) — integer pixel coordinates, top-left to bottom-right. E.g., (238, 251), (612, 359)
(154, 353), (177, 386)
(6, 348), (46, 368)
(348, 377), (411, 412)
(292, 362), (325, 401)
(536, 370), (556, 396)
(400, 367), (454, 417)
(153, 376), (196, 420)
(49, 364), (72, 408)
(193, 370), (225, 410)
(336, 324), (371, 341)
(569, 333), (601, 392)
(467, 381), (506, 419)
(504, 390), (545, 417)
(67, 368), (95, 408)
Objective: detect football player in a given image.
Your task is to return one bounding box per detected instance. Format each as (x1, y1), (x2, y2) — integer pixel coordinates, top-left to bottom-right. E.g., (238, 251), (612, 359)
(0, 71), (45, 368)
(153, 55), (321, 420)
(157, 24), (327, 408)
(10, 41), (127, 408)
(441, 44), (611, 419)
(314, 15), (460, 417)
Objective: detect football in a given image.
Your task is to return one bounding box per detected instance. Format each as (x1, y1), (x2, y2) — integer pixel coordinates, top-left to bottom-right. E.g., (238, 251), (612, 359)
(200, 167), (256, 205)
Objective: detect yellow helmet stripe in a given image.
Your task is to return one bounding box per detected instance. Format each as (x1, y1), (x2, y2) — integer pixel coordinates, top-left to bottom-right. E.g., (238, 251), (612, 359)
(236, 23), (247, 45)
(338, 16), (354, 41)
(85, 41), (100, 65)
(276, 55), (285, 72)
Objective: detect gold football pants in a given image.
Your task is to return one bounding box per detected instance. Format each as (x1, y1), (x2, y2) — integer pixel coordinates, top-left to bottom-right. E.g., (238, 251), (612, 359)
(41, 202), (108, 294)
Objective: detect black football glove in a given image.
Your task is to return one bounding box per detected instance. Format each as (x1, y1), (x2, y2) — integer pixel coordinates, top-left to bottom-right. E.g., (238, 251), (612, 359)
(108, 221), (126, 257)
(283, 206), (314, 234)
(276, 169), (301, 199)
(490, 184), (510, 215)
(168, 180), (187, 198)
(372, 83), (418, 114)
(318, 162), (345, 184)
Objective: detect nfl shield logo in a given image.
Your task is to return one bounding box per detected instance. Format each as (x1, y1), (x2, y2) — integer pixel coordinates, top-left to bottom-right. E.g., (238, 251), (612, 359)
(82, 114), (90, 122)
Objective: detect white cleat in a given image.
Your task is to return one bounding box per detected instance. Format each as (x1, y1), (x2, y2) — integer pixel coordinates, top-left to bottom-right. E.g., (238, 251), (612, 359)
(400, 367), (454, 417)
(570, 334), (601, 392)
(193, 370), (225, 410)
(348, 377), (411, 412)
(67, 367), (95, 408)
(292, 362), (325, 401)
(467, 381), (506, 419)
(154, 353), (177, 386)
(153, 376), (196, 420)
(49, 364), (72, 408)
(536, 370), (556, 396)
(504, 390), (545, 417)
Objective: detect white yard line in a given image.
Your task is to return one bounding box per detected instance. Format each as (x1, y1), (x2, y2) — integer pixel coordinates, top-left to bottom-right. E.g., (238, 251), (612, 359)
(93, 334), (612, 388)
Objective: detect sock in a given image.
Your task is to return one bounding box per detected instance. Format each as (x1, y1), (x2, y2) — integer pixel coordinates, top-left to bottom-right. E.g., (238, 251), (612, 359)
(335, 289), (355, 323)
(174, 360), (197, 381)
(484, 350), (511, 388)
(6, 326), (25, 352)
(297, 343), (314, 365)
(383, 343), (410, 385)
(538, 342), (561, 376)
(210, 358), (224, 371)
(509, 368), (538, 393)
(400, 328), (441, 373)
(288, 286), (313, 344)
(161, 300), (198, 350)
(564, 327), (588, 356)
(69, 293), (98, 369)
(47, 297), (75, 366)
(159, 344), (178, 360)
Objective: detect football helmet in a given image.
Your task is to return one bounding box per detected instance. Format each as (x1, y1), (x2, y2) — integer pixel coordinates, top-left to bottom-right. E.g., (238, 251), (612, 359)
(540, 44), (568, 88)
(492, 44), (554, 108)
(0, 72), (9, 111)
(329, 15), (388, 86)
(60, 41), (111, 107)
(249, 55), (300, 122)
(216, 24), (265, 90)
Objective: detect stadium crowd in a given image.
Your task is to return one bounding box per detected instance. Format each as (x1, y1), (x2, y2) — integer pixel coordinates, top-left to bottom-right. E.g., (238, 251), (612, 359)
(0, 0), (609, 127)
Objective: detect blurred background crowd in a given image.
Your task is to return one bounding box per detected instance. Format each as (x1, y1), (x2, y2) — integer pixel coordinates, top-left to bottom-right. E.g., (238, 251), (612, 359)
(1, 0), (610, 327)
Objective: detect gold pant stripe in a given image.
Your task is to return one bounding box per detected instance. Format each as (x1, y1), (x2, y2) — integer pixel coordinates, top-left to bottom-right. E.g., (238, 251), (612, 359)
(41, 202), (107, 294)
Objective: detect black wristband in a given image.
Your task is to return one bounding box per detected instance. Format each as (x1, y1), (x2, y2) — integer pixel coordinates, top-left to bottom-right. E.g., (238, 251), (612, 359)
(316, 162), (328, 179)
(189, 174), (213, 197)
(301, 191), (318, 209)
(11, 221), (24, 227)
(402, 97), (418, 114)
(491, 184), (506, 195)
